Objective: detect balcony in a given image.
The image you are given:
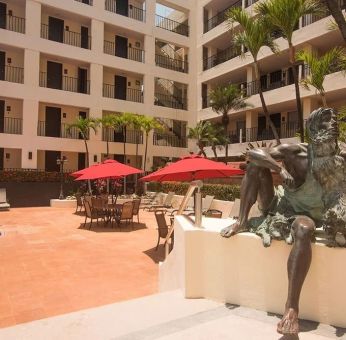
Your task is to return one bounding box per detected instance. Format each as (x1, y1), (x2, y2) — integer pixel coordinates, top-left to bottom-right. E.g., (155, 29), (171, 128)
(0, 14), (25, 34)
(155, 54), (188, 73)
(105, 0), (145, 22)
(74, 0), (93, 5)
(0, 65), (24, 84)
(153, 132), (187, 148)
(39, 72), (90, 94)
(0, 117), (22, 135)
(37, 121), (87, 139)
(203, 45), (241, 70)
(102, 128), (143, 144)
(155, 15), (189, 37)
(154, 92), (187, 110)
(104, 40), (145, 63)
(41, 24), (91, 49)
(103, 84), (143, 103)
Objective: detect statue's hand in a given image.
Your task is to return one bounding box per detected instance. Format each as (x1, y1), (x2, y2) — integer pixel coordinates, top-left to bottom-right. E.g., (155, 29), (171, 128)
(280, 168), (295, 188)
(220, 221), (243, 238)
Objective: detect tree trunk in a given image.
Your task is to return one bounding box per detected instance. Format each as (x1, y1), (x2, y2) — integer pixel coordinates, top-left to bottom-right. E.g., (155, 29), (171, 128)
(143, 132), (149, 172)
(106, 127), (109, 158)
(199, 146), (207, 157)
(325, 0), (346, 43)
(289, 43), (304, 143)
(254, 61), (281, 144)
(222, 113), (229, 163)
(212, 146), (218, 160)
(84, 138), (89, 167)
(321, 93), (328, 107)
(123, 127), (126, 164)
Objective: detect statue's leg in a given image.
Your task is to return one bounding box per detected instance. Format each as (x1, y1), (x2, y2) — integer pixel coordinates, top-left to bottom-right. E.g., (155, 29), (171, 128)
(221, 164), (274, 237)
(277, 216), (315, 335)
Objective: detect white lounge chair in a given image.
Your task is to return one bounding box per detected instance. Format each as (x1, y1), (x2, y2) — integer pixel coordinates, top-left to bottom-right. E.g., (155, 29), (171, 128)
(0, 188), (10, 210)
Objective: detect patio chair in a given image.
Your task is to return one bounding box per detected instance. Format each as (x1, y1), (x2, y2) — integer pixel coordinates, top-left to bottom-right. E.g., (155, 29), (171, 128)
(132, 198), (141, 224)
(154, 210), (174, 251)
(140, 192), (160, 209)
(75, 193), (84, 213)
(204, 209), (223, 218)
(145, 191), (175, 211)
(83, 197), (100, 229)
(0, 188), (10, 211)
(113, 201), (134, 229)
(202, 195), (214, 214)
(91, 197), (108, 224)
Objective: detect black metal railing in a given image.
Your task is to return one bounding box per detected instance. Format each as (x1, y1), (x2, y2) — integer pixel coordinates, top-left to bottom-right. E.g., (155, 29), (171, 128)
(204, 0), (241, 33)
(102, 84), (144, 103)
(203, 45), (241, 70)
(202, 96), (210, 109)
(0, 117), (22, 134)
(41, 24), (91, 49)
(155, 15), (189, 37)
(153, 133), (187, 148)
(102, 128), (143, 144)
(37, 121), (88, 139)
(105, 0), (146, 22)
(0, 14), (25, 34)
(154, 92), (187, 110)
(39, 72), (90, 94)
(74, 0), (93, 5)
(0, 65), (24, 84)
(155, 54), (188, 73)
(104, 40), (145, 62)
(245, 0), (259, 7)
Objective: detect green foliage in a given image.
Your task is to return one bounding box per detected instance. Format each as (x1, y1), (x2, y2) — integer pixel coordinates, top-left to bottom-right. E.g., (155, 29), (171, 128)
(0, 169), (74, 183)
(139, 116), (164, 135)
(338, 106), (346, 143)
(66, 117), (98, 140)
(147, 181), (241, 201)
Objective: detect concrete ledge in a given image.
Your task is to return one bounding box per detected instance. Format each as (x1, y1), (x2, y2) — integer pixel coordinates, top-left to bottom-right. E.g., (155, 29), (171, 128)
(50, 199), (76, 208)
(159, 216), (346, 328)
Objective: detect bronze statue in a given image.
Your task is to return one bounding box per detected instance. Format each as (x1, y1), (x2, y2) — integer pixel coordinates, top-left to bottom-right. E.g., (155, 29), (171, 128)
(220, 108), (346, 335)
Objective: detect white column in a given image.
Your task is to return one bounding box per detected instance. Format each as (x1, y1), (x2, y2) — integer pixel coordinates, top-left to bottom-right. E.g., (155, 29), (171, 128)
(24, 49), (39, 88)
(303, 98), (318, 120)
(144, 34), (155, 107)
(25, 0), (41, 38)
(245, 110), (258, 142)
(90, 63), (103, 99)
(91, 19), (104, 54)
(145, 0), (156, 27)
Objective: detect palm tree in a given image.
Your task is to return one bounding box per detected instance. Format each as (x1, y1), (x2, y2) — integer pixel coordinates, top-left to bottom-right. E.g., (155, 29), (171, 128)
(324, 0), (346, 43)
(131, 114), (143, 168)
(209, 84), (249, 162)
(188, 121), (212, 157)
(256, 0), (325, 142)
(139, 116), (164, 172)
(98, 114), (118, 159)
(227, 8), (281, 144)
(208, 124), (230, 161)
(296, 47), (346, 107)
(110, 114), (126, 163)
(66, 117), (98, 167)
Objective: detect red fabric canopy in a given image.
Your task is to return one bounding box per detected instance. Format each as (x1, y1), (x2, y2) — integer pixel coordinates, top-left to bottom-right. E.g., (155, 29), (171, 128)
(140, 154), (244, 182)
(71, 164), (99, 178)
(74, 159), (143, 181)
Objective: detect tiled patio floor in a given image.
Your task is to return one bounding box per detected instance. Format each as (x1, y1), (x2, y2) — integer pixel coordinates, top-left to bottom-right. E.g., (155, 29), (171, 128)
(0, 207), (165, 328)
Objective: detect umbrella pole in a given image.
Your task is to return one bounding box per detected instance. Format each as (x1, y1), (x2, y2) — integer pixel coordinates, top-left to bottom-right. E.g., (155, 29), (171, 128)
(124, 177), (126, 195)
(88, 180), (92, 194)
(107, 178), (110, 194)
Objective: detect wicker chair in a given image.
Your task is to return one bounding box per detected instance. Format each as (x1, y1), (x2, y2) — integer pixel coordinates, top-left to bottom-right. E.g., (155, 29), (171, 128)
(75, 193), (84, 213)
(83, 197), (100, 229)
(91, 197), (108, 224)
(131, 199), (141, 224)
(113, 201), (134, 228)
(154, 210), (173, 251)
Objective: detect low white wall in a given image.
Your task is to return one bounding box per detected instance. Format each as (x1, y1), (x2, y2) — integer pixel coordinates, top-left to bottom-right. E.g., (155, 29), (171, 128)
(159, 216), (346, 328)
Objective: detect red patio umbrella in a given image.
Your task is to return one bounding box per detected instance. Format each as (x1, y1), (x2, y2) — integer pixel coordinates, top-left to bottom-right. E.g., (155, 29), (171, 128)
(140, 154), (244, 182)
(75, 159), (142, 181)
(71, 164), (100, 178)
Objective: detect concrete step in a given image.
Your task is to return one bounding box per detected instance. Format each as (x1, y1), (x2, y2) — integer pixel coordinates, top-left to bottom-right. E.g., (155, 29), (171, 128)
(0, 291), (342, 340)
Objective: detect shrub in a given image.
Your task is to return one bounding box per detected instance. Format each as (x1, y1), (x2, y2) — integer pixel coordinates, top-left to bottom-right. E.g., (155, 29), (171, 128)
(0, 170), (74, 183)
(147, 181), (240, 201)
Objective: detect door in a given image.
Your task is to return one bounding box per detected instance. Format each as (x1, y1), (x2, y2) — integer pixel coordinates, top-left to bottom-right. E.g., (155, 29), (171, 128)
(45, 106), (61, 137)
(116, 0), (129, 16)
(0, 50), (5, 81)
(45, 151), (61, 172)
(257, 116), (266, 140)
(269, 113), (281, 139)
(115, 35), (128, 58)
(0, 2), (6, 29)
(78, 68), (88, 94)
(82, 0), (90, 4)
(81, 26), (89, 49)
(78, 111), (86, 139)
(0, 100), (4, 133)
(114, 154), (125, 164)
(0, 148), (3, 170)
(114, 75), (127, 100)
(202, 83), (208, 108)
(47, 61), (62, 89)
(48, 16), (64, 43)
(78, 153), (86, 170)
(269, 70), (282, 90)
(114, 126), (125, 142)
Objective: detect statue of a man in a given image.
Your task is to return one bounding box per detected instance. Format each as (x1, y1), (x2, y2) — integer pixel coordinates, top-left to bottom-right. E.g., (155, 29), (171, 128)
(220, 107), (346, 335)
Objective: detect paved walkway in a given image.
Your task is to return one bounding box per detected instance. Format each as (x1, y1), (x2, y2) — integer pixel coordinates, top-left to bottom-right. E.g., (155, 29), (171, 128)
(0, 207), (164, 328)
(0, 291), (344, 340)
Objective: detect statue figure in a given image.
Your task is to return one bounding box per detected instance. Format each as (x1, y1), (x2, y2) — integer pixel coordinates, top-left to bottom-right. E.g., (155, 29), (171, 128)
(220, 108), (346, 335)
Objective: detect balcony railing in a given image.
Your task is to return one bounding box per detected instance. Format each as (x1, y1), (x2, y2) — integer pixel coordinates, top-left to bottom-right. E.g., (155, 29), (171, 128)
(155, 54), (188, 73)
(245, 0), (259, 7)
(0, 65), (24, 84)
(39, 72), (90, 94)
(203, 45), (241, 70)
(104, 41), (145, 62)
(153, 133), (187, 148)
(74, 0), (93, 5)
(102, 128), (143, 144)
(41, 24), (91, 49)
(0, 117), (22, 135)
(0, 14), (25, 34)
(102, 84), (144, 103)
(37, 121), (88, 139)
(105, 0), (146, 22)
(154, 92), (187, 110)
(155, 15), (189, 37)
(204, 0), (241, 33)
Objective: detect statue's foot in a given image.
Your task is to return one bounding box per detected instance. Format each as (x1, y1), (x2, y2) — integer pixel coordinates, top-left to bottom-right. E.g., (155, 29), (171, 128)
(220, 222), (242, 238)
(277, 308), (299, 335)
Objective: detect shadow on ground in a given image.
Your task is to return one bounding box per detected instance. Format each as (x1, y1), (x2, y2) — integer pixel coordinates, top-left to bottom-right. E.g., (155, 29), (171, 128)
(78, 222), (147, 232)
(143, 246), (166, 263)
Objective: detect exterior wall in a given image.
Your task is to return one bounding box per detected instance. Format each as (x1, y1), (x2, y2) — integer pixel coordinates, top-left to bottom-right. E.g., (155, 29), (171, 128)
(0, 47), (24, 69)
(1, 0), (26, 19)
(0, 97), (23, 120)
(3, 148), (21, 168)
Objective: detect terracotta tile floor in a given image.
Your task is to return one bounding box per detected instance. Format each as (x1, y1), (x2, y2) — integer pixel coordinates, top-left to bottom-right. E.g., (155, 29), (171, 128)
(0, 207), (165, 328)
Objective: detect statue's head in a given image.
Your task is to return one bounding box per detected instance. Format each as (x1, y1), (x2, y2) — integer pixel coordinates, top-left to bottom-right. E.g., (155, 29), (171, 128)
(307, 107), (339, 144)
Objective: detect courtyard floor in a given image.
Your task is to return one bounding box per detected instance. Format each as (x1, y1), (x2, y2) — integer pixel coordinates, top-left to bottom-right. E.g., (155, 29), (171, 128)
(0, 207), (164, 328)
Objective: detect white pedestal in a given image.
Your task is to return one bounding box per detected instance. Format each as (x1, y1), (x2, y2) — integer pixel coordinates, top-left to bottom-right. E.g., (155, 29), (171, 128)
(50, 199), (77, 208)
(159, 215), (346, 328)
